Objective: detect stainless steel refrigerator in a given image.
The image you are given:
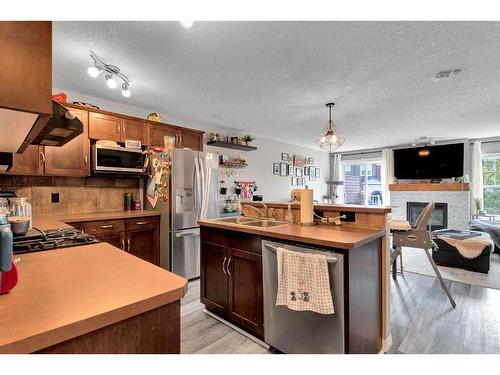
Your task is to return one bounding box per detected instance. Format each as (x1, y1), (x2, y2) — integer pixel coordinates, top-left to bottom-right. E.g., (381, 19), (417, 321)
(147, 148), (219, 280)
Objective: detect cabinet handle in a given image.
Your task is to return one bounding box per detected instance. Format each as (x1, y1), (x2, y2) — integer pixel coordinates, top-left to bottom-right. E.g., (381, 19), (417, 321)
(84, 155), (88, 165)
(178, 134), (183, 145)
(227, 257), (232, 276)
(121, 123), (125, 137)
(40, 151), (46, 163)
(222, 256), (227, 275)
(99, 224), (113, 229)
(127, 238), (131, 252)
(121, 238), (125, 250)
(135, 221), (148, 225)
(117, 123), (121, 134)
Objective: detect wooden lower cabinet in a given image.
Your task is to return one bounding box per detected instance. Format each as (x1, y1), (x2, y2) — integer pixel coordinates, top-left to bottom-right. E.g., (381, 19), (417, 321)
(70, 216), (159, 266)
(200, 227), (264, 338)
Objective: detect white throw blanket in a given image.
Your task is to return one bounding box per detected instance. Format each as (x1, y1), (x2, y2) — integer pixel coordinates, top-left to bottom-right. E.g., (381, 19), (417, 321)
(276, 247), (335, 315)
(436, 234), (494, 259)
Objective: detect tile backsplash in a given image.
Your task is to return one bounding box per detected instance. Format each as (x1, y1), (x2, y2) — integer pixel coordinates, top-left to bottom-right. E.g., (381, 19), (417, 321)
(0, 176), (140, 215)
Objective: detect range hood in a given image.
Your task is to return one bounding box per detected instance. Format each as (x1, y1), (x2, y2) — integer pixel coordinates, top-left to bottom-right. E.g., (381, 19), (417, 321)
(28, 101), (84, 147)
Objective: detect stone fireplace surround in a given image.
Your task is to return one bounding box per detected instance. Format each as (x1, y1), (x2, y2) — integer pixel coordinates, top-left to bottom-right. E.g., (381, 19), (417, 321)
(390, 189), (470, 230)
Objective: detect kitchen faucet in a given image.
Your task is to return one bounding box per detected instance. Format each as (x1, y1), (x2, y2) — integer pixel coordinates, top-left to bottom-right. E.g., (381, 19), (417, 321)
(242, 202), (268, 219)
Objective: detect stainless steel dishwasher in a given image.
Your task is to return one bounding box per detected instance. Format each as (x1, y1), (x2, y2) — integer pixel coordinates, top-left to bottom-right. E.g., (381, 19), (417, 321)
(262, 239), (345, 354)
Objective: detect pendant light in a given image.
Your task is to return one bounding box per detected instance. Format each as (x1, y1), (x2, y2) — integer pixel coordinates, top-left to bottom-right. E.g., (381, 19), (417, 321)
(316, 103), (345, 152)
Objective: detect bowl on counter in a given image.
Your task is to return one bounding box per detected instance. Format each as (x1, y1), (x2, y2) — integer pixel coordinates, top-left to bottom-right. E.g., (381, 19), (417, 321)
(8, 216), (30, 236)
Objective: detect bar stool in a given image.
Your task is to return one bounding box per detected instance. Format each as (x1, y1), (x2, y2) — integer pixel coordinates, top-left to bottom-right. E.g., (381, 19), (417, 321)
(390, 202), (456, 308)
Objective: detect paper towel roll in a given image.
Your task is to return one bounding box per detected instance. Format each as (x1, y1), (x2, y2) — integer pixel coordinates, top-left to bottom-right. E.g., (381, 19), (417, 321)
(300, 188), (314, 224)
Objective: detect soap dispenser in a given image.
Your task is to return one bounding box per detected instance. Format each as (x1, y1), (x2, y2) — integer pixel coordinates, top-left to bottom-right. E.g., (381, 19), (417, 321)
(285, 203), (294, 223)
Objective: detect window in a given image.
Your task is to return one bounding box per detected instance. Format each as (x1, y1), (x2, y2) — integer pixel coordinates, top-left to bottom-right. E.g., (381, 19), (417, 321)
(483, 154), (500, 215)
(342, 161), (382, 205)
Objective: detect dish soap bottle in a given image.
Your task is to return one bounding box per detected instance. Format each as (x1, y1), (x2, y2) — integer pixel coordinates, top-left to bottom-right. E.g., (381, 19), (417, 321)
(285, 203), (294, 223)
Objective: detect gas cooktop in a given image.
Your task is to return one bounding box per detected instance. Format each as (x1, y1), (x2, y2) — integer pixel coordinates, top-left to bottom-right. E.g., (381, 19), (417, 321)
(13, 228), (99, 254)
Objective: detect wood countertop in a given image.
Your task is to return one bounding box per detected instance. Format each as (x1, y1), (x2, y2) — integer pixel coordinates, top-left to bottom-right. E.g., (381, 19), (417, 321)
(241, 201), (392, 214)
(198, 219), (385, 249)
(0, 243), (187, 354)
(32, 210), (161, 231)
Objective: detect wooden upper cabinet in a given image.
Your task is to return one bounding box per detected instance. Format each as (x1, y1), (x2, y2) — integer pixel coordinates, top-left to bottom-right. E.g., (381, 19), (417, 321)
(148, 123), (181, 148)
(6, 145), (43, 175)
(121, 118), (147, 144)
(89, 112), (121, 142)
(44, 108), (90, 177)
(181, 129), (203, 151)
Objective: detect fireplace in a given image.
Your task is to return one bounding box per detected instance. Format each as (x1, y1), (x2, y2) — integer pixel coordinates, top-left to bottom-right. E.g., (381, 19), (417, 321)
(406, 202), (448, 231)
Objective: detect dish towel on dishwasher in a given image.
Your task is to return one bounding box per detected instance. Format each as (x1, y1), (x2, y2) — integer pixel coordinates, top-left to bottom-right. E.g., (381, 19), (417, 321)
(276, 247), (335, 314)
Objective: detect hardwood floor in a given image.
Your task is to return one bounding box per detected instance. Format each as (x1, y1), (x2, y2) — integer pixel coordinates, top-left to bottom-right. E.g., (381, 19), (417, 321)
(389, 272), (500, 354)
(180, 279), (269, 354)
(181, 275), (500, 354)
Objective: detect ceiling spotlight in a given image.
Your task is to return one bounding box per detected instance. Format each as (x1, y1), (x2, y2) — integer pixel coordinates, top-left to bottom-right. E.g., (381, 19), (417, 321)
(105, 74), (117, 89)
(180, 20), (194, 28)
(121, 83), (131, 97)
(88, 51), (131, 97)
(87, 66), (102, 78)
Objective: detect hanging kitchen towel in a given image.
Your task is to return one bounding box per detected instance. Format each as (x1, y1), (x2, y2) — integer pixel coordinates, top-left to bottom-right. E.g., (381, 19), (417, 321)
(276, 247), (334, 314)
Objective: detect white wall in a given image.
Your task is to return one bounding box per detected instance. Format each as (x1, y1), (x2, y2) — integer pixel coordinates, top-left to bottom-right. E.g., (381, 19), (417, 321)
(54, 87), (329, 202)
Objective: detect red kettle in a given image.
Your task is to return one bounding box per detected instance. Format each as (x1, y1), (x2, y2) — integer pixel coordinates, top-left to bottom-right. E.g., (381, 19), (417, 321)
(0, 215), (18, 294)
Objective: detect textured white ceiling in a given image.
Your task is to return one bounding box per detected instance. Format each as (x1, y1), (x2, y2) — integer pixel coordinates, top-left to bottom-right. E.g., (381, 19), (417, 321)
(53, 21), (500, 152)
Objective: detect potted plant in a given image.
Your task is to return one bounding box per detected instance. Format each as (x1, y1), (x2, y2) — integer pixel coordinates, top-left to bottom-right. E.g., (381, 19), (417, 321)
(474, 197), (484, 215)
(242, 133), (255, 146)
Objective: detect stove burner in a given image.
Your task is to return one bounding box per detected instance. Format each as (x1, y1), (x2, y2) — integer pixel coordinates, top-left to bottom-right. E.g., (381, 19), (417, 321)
(13, 228), (99, 254)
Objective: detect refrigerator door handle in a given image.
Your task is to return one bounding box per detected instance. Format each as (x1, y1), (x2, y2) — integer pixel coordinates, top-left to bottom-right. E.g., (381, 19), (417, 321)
(175, 230), (200, 238)
(193, 155), (202, 221)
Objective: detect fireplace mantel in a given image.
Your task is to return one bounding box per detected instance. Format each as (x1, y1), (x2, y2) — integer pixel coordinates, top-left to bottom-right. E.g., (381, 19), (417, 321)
(389, 183), (470, 192)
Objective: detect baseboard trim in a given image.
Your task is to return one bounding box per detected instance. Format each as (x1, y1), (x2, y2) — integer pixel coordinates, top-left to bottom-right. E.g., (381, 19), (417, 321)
(202, 309), (270, 349)
(380, 334), (393, 354)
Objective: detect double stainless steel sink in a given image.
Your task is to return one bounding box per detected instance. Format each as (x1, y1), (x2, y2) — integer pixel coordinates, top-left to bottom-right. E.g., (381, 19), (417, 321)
(214, 216), (288, 228)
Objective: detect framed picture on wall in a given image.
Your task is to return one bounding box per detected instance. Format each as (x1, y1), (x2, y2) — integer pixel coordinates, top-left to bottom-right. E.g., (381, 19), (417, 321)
(280, 163), (287, 176)
(309, 173), (315, 181)
(294, 155), (306, 167)
(281, 153), (289, 162)
(291, 177), (297, 186)
(315, 168), (320, 178)
(304, 167), (309, 176)
(309, 166), (315, 177)
(297, 177), (304, 186)
(308, 157), (314, 165)
(287, 165), (294, 176)
(296, 168), (303, 177)
(273, 163), (280, 175)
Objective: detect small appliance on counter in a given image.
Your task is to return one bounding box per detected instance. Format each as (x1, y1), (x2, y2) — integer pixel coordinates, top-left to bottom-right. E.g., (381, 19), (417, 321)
(0, 214), (18, 295)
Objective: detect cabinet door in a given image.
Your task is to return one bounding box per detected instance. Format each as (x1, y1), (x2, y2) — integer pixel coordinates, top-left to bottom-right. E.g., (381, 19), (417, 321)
(89, 112), (121, 142)
(126, 217), (159, 265)
(96, 232), (126, 251)
(148, 123), (181, 148)
(200, 241), (228, 316)
(6, 145), (42, 175)
(227, 247), (264, 337)
(180, 129), (203, 151)
(44, 108), (90, 176)
(121, 118), (147, 144)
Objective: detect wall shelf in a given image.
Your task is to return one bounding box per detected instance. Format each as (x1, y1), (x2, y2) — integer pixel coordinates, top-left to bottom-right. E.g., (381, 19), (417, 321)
(207, 140), (257, 151)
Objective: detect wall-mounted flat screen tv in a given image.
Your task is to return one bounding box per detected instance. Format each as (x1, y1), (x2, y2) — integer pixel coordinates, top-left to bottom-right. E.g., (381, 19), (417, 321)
(393, 143), (464, 180)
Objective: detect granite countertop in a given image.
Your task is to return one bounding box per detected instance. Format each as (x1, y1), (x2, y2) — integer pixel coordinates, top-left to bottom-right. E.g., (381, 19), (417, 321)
(0, 243), (187, 354)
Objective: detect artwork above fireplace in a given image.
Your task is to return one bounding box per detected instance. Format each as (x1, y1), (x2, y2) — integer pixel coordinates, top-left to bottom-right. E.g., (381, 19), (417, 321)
(407, 202), (448, 231)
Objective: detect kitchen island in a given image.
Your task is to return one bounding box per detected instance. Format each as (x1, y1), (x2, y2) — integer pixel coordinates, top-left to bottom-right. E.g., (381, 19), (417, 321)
(0, 213), (187, 354)
(198, 202), (391, 354)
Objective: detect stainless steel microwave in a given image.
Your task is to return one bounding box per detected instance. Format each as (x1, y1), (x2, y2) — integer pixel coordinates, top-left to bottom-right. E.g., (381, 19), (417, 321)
(92, 145), (144, 174)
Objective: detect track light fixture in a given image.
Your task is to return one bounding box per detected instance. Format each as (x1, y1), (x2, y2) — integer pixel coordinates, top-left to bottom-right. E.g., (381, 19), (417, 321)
(88, 51), (131, 97)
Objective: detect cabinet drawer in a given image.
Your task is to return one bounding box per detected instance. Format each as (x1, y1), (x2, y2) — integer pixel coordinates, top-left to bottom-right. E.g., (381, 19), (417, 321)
(125, 216), (158, 231)
(71, 219), (125, 235)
